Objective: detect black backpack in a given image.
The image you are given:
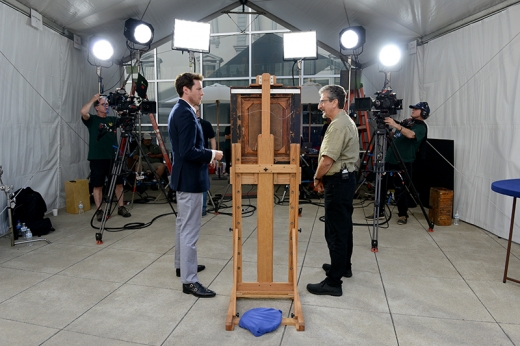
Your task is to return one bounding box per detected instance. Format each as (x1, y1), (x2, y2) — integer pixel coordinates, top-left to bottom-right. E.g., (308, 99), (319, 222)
(13, 187), (54, 237)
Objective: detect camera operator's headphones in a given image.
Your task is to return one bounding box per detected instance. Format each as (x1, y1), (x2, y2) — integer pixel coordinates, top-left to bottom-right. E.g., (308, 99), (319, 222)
(409, 102), (430, 119)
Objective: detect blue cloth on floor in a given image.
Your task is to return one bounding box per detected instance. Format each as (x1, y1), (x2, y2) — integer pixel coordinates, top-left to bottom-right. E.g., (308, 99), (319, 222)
(238, 307), (283, 337)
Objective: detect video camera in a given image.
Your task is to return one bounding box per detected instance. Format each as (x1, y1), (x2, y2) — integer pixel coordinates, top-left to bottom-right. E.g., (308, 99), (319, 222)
(354, 88), (403, 116)
(98, 89), (157, 136)
(106, 88), (157, 116)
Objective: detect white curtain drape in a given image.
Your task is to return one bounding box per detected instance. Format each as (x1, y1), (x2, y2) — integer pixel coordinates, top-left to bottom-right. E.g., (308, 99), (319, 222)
(0, 3), (120, 234)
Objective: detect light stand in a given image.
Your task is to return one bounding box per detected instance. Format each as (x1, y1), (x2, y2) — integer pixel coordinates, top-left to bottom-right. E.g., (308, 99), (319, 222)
(0, 166), (50, 247)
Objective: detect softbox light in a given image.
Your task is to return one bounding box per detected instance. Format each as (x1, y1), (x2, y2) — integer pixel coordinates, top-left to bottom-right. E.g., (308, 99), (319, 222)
(283, 31), (318, 61)
(172, 19), (211, 53)
(124, 18), (154, 45)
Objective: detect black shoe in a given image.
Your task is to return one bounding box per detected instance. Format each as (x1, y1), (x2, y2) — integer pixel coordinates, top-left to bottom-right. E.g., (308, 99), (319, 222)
(182, 282), (216, 298)
(96, 210), (109, 222)
(176, 264), (206, 277)
(306, 280), (342, 296)
(118, 206), (131, 217)
(322, 263), (352, 278)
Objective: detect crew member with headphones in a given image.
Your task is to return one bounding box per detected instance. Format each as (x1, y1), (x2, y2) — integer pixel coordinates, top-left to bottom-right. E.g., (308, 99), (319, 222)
(366, 102), (430, 225)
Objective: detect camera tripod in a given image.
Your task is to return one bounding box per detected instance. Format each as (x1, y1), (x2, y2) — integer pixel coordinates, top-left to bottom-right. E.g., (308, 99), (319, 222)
(358, 119), (434, 252)
(95, 126), (176, 244)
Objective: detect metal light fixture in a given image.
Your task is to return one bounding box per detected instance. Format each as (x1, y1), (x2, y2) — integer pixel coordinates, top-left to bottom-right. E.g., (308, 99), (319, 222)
(339, 26), (365, 53)
(87, 35), (114, 67)
(124, 18), (154, 45)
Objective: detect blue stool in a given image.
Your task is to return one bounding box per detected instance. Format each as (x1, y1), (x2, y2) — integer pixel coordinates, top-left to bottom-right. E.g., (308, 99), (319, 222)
(491, 179), (520, 284)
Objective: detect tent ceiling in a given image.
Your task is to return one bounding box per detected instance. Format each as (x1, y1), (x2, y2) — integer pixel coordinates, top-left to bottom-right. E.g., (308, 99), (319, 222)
(5, 0), (520, 66)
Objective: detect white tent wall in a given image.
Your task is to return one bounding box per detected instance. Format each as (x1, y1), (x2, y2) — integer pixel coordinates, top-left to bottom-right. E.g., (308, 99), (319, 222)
(361, 4), (520, 242)
(0, 3), (120, 235)
(422, 4), (520, 242)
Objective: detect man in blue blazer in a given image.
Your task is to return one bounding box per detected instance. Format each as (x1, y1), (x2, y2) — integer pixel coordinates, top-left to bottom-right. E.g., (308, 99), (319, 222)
(168, 72), (223, 298)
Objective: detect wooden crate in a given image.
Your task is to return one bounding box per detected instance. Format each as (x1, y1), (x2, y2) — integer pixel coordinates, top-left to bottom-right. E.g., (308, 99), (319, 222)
(65, 179), (91, 214)
(428, 187), (453, 226)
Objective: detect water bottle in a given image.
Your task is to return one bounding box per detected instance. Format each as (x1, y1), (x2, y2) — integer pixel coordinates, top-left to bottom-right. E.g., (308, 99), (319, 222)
(16, 220), (22, 237)
(26, 228), (33, 246)
(78, 200), (84, 214)
(21, 223), (27, 238)
(453, 211), (459, 226)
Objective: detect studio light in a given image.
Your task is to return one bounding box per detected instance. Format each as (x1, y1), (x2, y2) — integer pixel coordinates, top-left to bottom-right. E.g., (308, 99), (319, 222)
(379, 44), (402, 67)
(339, 26), (365, 51)
(172, 19), (211, 53)
(124, 18), (154, 45)
(282, 31), (318, 61)
(87, 36), (114, 67)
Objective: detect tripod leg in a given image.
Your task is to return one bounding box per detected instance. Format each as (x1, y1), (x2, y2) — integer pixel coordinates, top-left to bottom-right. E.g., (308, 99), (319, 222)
(215, 181), (231, 214)
(96, 136), (131, 244)
(368, 125), (390, 252)
(279, 185), (289, 204)
(207, 190), (216, 211)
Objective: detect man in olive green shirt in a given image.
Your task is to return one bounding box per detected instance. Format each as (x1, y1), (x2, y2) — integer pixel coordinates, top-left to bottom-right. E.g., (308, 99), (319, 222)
(307, 85), (359, 297)
(81, 93), (131, 221)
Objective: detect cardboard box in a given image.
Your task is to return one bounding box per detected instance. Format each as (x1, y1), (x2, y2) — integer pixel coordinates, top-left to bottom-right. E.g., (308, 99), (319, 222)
(428, 187), (453, 226)
(65, 179), (91, 214)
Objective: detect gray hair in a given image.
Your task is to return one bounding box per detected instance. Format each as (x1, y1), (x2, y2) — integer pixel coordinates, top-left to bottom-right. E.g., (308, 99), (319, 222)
(319, 85), (346, 109)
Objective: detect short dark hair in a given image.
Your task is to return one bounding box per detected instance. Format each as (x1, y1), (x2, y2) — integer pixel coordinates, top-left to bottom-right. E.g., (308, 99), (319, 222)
(175, 73), (204, 97)
(319, 85), (346, 110)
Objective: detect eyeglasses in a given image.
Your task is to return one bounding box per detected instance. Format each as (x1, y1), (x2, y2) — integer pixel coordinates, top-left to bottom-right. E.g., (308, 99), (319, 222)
(319, 99), (333, 104)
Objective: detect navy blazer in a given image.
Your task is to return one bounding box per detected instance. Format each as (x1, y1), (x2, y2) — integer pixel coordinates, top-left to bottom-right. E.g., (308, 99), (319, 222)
(168, 99), (213, 192)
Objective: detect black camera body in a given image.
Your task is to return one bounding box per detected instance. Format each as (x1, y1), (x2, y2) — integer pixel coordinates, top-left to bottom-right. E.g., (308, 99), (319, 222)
(372, 89), (402, 115)
(354, 88), (402, 116)
(106, 89), (156, 116)
(107, 89), (139, 115)
(140, 100), (156, 114)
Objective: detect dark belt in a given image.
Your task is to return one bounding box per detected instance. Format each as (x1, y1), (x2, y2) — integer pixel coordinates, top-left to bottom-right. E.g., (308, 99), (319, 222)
(322, 171), (356, 181)
(322, 172), (342, 180)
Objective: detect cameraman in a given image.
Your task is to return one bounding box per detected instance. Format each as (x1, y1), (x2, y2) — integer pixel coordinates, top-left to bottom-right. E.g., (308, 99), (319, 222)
(370, 102), (429, 225)
(81, 93), (131, 221)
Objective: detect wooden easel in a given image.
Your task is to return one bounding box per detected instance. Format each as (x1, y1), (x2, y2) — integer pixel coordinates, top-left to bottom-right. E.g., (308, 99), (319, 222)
(225, 73), (305, 331)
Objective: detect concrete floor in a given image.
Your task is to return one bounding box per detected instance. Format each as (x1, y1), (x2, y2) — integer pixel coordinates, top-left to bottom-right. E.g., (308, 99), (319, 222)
(1, 178), (520, 345)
